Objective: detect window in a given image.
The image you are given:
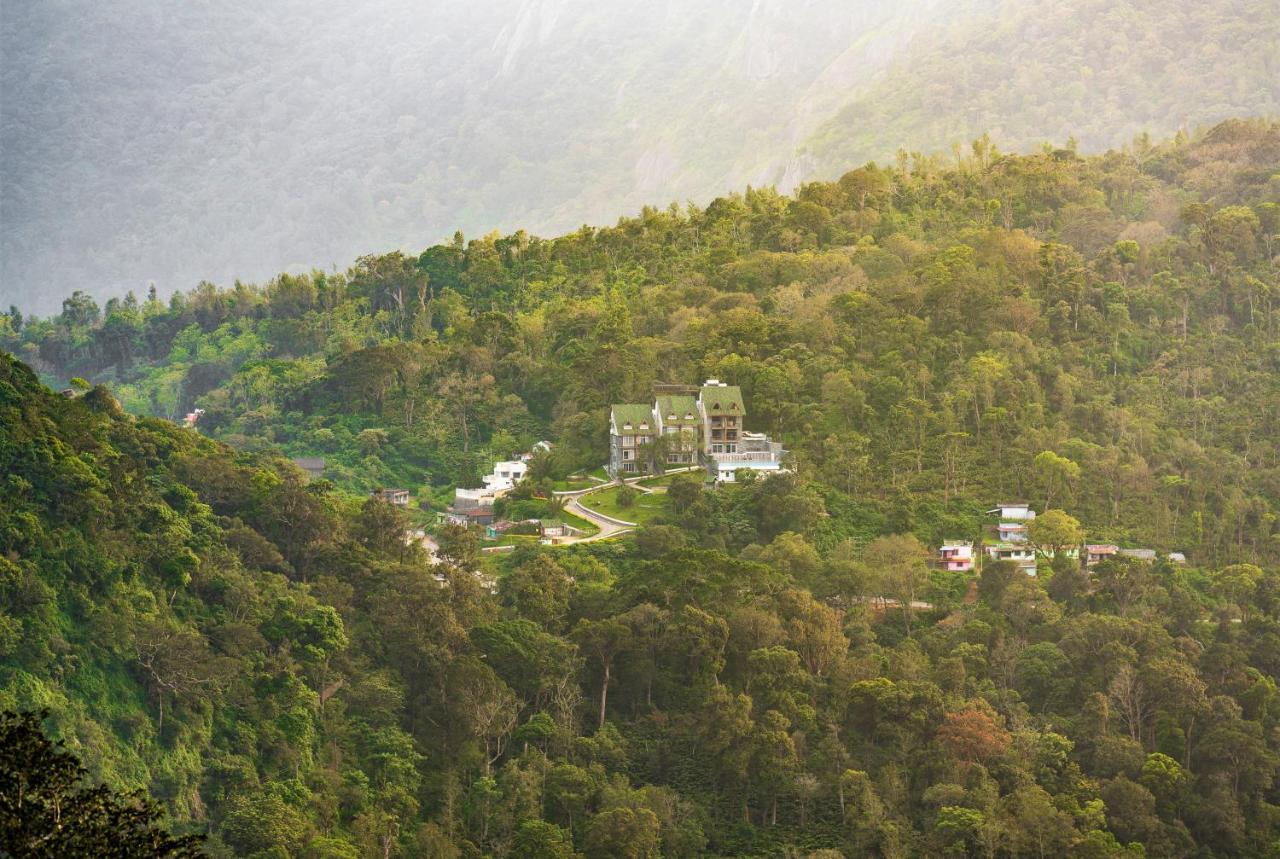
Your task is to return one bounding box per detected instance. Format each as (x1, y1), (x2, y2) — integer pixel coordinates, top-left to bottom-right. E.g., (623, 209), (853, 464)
(623, 449), (634, 460)
(622, 436), (635, 448)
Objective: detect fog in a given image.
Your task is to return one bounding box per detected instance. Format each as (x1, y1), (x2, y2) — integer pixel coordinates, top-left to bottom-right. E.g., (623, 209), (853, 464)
(2, 0), (1275, 314)
(0, 0), (938, 313)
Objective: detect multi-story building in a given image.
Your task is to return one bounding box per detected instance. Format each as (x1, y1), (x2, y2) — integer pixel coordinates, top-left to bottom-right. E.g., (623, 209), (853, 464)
(609, 403), (657, 476)
(654, 394), (701, 467)
(482, 459), (528, 492)
(938, 541), (975, 572)
(608, 380), (786, 481)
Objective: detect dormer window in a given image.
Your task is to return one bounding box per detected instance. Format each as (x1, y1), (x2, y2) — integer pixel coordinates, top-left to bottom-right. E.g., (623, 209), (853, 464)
(639, 422), (649, 430)
(667, 413), (676, 421)
(623, 422), (633, 430)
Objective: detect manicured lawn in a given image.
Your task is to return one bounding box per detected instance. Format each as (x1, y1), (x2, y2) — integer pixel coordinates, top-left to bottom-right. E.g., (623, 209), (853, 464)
(552, 477), (598, 492)
(636, 473), (686, 488)
(558, 510), (600, 535)
(586, 465), (610, 481)
(579, 486), (669, 525)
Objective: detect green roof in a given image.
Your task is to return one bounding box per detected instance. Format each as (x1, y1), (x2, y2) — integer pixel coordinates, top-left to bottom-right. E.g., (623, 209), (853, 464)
(655, 394), (699, 425)
(611, 404), (655, 434)
(699, 385), (744, 416)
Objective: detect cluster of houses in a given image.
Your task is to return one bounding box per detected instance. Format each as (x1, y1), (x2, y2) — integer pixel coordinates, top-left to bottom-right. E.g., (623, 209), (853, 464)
(442, 441), (552, 527)
(938, 503), (1187, 576)
(609, 380), (787, 483)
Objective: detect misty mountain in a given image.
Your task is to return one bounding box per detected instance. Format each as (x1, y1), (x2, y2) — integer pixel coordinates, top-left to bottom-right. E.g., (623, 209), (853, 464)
(0, 0), (944, 314)
(2, 0), (1276, 314)
(800, 0), (1280, 179)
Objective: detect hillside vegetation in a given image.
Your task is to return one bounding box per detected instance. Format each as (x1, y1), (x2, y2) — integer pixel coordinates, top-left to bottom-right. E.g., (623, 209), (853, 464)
(2, 120), (1280, 856)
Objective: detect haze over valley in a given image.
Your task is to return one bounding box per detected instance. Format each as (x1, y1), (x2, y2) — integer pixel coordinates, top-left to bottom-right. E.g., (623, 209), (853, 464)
(2, 0), (1276, 312)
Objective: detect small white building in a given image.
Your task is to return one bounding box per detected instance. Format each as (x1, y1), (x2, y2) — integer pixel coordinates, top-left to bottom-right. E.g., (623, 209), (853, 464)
(987, 542), (1038, 576)
(520, 440), (553, 460)
(482, 459), (528, 493)
(987, 503), (1036, 521)
(996, 521), (1030, 543)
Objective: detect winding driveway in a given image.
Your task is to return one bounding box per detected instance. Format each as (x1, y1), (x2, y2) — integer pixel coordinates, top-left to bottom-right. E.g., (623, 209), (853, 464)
(562, 494), (635, 542)
(549, 466), (701, 544)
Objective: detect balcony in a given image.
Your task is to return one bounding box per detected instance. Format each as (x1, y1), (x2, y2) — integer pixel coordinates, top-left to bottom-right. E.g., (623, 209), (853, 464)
(711, 450), (784, 464)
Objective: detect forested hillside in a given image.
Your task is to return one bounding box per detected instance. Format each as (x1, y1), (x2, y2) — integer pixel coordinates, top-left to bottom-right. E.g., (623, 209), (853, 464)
(3, 120), (1280, 856)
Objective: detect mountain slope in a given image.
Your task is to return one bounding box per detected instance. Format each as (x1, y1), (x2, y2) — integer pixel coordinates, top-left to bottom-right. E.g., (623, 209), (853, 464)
(0, 0), (941, 314)
(6, 0), (1278, 316)
(800, 0), (1280, 178)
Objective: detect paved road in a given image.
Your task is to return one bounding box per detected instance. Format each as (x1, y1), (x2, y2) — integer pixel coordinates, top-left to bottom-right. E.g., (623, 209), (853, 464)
(563, 494), (635, 542)
(549, 466), (701, 544)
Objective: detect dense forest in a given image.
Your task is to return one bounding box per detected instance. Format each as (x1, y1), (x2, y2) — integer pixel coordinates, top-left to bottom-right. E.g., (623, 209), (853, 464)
(3, 119), (1280, 856)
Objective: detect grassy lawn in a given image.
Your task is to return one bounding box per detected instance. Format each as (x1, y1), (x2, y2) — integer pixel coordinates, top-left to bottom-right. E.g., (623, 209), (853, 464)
(558, 510), (601, 535)
(636, 472), (686, 488)
(586, 465), (610, 481)
(552, 477), (598, 492)
(579, 485), (670, 525)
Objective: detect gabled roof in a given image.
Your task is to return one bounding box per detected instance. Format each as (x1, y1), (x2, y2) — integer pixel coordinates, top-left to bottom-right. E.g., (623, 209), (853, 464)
(656, 394), (699, 424)
(611, 404), (655, 434)
(699, 384), (744, 416)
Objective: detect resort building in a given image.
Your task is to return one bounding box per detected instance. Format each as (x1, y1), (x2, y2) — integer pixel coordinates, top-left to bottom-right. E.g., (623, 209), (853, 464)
(291, 457), (326, 480)
(609, 403), (657, 476)
(609, 380), (787, 482)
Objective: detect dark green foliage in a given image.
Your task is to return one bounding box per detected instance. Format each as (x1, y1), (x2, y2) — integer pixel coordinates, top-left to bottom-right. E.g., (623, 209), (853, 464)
(0, 710), (203, 858)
